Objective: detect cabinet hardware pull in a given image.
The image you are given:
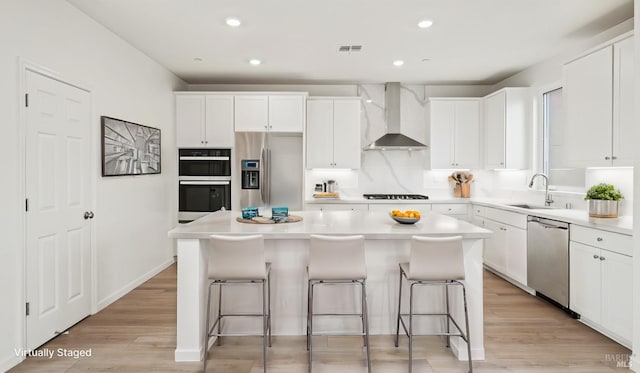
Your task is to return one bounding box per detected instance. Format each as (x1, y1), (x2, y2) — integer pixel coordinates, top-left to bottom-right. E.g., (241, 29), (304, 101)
(599, 256), (606, 261)
(596, 237), (603, 242)
(593, 254), (600, 259)
(612, 156), (617, 160)
(605, 156), (611, 160)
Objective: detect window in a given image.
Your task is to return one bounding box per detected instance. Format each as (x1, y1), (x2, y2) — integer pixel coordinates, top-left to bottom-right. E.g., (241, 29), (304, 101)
(543, 87), (585, 189)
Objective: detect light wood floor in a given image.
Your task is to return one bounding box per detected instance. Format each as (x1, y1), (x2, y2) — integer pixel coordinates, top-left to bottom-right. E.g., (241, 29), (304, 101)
(10, 264), (631, 372)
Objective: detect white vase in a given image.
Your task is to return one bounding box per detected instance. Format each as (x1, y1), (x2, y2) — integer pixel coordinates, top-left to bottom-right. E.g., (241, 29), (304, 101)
(588, 200), (619, 218)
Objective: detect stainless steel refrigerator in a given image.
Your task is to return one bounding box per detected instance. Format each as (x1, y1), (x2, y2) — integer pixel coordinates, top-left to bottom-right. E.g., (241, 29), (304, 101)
(234, 132), (303, 210)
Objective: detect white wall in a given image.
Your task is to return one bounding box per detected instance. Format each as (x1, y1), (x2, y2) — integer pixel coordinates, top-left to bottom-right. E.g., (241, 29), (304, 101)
(0, 1), (186, 370)
(632, 3), (639, 371)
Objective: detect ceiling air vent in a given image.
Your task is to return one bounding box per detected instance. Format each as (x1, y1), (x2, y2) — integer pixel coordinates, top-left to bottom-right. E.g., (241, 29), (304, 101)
(338, 45), (363, 53)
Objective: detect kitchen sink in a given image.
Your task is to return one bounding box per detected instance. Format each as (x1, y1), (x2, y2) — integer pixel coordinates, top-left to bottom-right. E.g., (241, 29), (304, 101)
(508, 203), (556, 210)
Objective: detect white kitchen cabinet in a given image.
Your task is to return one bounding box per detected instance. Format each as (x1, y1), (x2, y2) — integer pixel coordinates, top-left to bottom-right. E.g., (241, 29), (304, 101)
(483, 88), (528, 169)
(234, 94), (305, 132)
(304, 203), (368, 211)
(570, 242), (602, 323)
(612, 36), (635, 165)
(431, 203), (470, 221)
(505, 223), (527, 285)
(306, 98), (361, 169)
(569, 226), (633, 347)
(234, 95), (268, 132)
(176, 94), (234, 148)
(482, 218), (508, 274)
(563, 34), (634, 167)
(429, 99), (480, 169)
(473, 205), (527, 285)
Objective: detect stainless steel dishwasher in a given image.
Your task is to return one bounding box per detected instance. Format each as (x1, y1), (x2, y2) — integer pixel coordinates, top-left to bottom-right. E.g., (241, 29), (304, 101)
(527, 216), (570, 309)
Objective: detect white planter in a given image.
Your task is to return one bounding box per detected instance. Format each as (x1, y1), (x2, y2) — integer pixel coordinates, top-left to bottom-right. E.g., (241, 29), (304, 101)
(588, 200), (619, 218)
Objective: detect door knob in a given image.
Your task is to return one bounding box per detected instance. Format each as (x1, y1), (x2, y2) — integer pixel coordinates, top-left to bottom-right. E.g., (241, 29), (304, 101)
(84, 211), (94, 220)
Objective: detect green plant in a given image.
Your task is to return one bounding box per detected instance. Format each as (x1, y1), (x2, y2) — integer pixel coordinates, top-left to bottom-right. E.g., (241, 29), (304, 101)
(584, 183), (624, 201)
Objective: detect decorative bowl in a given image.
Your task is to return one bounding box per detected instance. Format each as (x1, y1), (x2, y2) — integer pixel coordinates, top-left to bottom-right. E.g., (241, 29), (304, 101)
(389, 213), (420, 225)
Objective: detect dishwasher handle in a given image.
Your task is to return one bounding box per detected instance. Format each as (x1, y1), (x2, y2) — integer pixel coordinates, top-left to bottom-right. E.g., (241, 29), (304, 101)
(528, 217), (568, 230)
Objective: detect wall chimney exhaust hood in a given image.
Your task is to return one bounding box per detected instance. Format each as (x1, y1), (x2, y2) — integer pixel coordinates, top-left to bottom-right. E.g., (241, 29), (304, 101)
(364, 82), (428, 151)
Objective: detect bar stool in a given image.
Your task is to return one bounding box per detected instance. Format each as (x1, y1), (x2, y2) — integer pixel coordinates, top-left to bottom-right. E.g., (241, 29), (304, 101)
(204, 234), (271, 373)
(306, 234), (371, 373)
(395, 235), (472, 373)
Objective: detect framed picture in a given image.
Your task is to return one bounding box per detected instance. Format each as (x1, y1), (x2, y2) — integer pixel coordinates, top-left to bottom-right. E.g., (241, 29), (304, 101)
(101, 116), (161, 176)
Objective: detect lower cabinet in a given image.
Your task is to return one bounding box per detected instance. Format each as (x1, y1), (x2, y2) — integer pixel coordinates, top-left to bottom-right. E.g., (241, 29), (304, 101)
(570, 240), (633, 346)
(431, 203), (470, 221)
(482, 219), (507, 274)
(473, 205), (527, 286)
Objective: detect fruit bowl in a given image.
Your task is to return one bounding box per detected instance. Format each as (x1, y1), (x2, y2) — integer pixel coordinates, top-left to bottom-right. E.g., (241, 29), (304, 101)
(389, 211), (421, 224)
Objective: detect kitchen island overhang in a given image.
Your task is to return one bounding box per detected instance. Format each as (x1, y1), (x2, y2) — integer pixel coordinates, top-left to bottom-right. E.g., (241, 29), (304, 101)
(169, 210), (492, 363)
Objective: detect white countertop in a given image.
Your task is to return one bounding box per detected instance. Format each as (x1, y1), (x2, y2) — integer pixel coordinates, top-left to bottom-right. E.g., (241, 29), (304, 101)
(168, 210), (492, 240)
(471, 198), (633, 235)
(303, 196), (633, 235)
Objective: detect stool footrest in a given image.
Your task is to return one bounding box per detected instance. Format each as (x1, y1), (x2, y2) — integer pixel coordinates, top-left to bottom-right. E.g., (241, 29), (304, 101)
(308, 331), (367, 337)
(209, 332), (268, 337)
(311, 313), (363, 317)
(398, 314), (469, 342)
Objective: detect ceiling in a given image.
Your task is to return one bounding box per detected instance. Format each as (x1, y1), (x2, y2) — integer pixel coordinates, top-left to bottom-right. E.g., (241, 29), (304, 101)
(67, 0), (633, 85)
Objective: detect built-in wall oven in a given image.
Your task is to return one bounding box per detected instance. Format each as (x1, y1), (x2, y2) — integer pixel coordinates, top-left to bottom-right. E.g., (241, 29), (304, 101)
(178, 149), (231, 223)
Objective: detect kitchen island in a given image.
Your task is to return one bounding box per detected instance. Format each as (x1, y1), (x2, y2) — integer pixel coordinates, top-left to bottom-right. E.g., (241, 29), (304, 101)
(168, 210), (491, 363)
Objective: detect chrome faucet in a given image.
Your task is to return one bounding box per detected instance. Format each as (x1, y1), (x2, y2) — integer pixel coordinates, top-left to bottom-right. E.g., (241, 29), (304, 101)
(528, 173), (554, 206)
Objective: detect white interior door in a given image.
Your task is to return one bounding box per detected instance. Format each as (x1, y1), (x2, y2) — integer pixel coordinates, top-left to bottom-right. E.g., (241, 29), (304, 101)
(25, 70), (92, 350)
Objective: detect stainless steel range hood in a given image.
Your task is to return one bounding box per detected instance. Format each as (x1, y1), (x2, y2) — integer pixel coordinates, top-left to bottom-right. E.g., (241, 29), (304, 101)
(364, 82), (428, 151)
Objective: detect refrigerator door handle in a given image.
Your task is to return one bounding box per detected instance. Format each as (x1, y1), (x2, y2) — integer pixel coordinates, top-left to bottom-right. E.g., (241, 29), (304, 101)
(266, 148), (272, 205)
(260, 148), (267, 204)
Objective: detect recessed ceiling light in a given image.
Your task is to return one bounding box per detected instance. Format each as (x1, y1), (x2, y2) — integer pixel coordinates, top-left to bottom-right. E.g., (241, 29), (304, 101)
(418, 19), (433, 29)
(393, 60), (404, 67)
(249, 59), (262, 66)
(365, 99), (373, 103)
(225, 17), (241, 27)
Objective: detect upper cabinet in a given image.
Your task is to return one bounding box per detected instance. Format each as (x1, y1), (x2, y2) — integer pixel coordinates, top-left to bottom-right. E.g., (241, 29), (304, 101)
(306, 98), (361, 169)
(234, 94), (306, 132)
(563, 34), (634, 167)
(483, 88), (529, 169)
(428, 98), (480, 169)
(176, 93), (234, 148)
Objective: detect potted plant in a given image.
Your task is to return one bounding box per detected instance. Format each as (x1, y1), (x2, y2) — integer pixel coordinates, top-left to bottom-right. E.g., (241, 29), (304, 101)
(584, 183), (623, 218)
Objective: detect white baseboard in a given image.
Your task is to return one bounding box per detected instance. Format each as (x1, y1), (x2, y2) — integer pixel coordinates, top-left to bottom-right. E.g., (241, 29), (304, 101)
(450, 339), (485, 361)
(97, 258), (175, 311)
(1, 354), (24, 373)
(175, 348), (202, 362)
(483, 265), (535, 295)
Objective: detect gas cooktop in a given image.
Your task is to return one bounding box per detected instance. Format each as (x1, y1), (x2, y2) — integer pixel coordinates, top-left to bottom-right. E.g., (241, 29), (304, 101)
(362, 194), (429, 200)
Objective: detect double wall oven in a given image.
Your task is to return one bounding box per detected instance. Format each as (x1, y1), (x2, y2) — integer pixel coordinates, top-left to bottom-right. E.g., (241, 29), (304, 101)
(178, 149), (231, 223)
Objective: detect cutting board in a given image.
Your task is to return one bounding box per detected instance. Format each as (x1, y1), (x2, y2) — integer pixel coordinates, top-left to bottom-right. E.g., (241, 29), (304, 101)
(313, 192), (339, 198)
(236, 215), (303, 224)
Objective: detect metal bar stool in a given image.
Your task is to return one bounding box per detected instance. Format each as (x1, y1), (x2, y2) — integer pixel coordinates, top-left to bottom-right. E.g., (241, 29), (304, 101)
(395, 235), (472, 373)
(204, 234), (272, 373)
(306, 234), (371, 373)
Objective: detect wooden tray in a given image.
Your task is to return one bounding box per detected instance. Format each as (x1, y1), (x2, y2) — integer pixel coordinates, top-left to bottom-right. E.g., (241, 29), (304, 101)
(236, 215), (303, 224)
